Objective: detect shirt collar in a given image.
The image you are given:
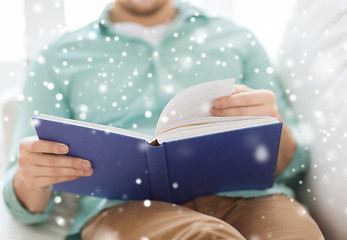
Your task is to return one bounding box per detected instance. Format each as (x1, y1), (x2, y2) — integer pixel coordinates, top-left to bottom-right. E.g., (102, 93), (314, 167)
(97, 0), (210, 36)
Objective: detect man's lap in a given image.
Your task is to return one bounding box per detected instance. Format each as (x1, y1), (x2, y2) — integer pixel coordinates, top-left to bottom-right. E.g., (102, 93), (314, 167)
(81, 194), (324, 240)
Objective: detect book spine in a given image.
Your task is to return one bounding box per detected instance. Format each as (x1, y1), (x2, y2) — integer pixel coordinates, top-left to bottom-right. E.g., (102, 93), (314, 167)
(145, 142), (171, 202)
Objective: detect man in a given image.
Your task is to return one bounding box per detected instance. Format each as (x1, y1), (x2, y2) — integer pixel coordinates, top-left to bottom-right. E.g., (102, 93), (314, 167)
(3, 0), (324, 239)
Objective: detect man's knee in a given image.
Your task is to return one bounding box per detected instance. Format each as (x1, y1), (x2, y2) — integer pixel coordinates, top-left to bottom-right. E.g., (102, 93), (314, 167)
(238, 194), (325, 240)
(176, 218), (246, 240)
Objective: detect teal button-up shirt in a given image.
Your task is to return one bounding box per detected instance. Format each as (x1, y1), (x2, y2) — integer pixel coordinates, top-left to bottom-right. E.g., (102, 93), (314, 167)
(3, 1), (308, 238)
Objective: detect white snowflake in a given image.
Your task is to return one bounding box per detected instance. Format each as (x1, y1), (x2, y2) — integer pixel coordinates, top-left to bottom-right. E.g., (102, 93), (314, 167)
(145, 111), (152, 118)
(143, 200), (151, 207)
(161, 115), (169, 123)
(289, 94), (297, 102)
(266, 67), (274, 74)
(17, 94), (25, 101)
(56, 93), (63, 101)
(135, 178), (142, 185)
(254, 145), (270, 164)
(87, 31), (97, 40)
(37, 56), (46, 64)
(99, 84), (107, 93)
(55, 216), (66, 227)
(54, 196), (62, 204)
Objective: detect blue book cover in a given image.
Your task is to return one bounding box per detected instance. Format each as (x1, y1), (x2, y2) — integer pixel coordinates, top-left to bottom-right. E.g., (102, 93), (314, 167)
(33, 115), (282, 204)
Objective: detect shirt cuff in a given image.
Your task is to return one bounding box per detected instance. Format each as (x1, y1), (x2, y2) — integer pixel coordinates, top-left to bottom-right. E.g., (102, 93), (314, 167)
(275, 123), (309, 188)
(2, 166), (55, 225)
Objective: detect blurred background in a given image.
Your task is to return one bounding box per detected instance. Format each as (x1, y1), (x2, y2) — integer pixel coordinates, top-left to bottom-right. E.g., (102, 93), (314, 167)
(1, 0), (346, 240)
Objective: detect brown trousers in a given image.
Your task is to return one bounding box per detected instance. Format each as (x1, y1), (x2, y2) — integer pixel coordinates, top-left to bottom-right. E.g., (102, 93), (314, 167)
(81, 194), (324, 240)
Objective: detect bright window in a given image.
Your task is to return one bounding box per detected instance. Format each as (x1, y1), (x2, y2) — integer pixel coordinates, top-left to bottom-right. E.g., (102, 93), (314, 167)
(0, 0), (25, 61)
(191, 0), (295, 61)
(230, 0), (295, 61)
(64, 0), (112, 31)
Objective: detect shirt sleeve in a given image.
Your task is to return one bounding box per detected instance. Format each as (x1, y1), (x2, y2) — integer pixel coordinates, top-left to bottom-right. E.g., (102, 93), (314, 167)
(2, 166), (56, 225)
(2, 48), (71, 225)
(239, 32), (309, 189)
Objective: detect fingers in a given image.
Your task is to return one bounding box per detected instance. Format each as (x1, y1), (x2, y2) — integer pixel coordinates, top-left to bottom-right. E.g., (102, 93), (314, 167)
(32, 154), (92, 171)
(211, 87), (278, 117)
(28, 166), (93, 177)
(232, 84), (252, 94)
(210, 104), (278, 117)
(17, 136), (94, 191)
(212, 84), (252, 108)
(20, 137), (69, 155)
(213, 89), (276, 109)
(19, 161), (93, 191)
(18, 144), (93, 171)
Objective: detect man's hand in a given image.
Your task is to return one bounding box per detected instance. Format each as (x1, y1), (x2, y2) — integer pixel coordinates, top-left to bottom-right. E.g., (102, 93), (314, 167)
(17, 136), (93, 192)
(210, 84), (279, 119)
(210, 84), (296, 176)
(14, 136), (93, 212)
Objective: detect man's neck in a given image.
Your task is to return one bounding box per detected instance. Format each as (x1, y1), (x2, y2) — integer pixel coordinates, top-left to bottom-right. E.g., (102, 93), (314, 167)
(110, 1), (177, 26)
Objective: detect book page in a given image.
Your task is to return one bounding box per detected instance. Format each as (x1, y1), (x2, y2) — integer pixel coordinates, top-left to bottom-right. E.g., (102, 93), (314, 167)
(156, 117), (278, 144)
(155, 79), (235, 136)
(158, 116), (266, 134)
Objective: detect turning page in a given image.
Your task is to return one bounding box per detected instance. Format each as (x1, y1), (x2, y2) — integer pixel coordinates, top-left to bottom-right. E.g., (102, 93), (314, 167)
(155, 79), (235, 136)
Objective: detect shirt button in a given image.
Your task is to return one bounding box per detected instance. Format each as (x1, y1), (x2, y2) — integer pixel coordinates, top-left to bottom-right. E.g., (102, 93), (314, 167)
(152, 51), (160, 62)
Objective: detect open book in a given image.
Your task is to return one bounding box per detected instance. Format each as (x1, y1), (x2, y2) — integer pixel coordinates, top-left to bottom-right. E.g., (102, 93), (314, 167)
(33, 79), (282, 204)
